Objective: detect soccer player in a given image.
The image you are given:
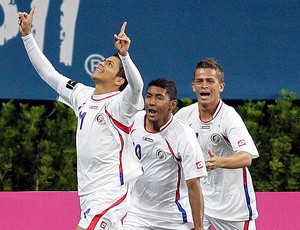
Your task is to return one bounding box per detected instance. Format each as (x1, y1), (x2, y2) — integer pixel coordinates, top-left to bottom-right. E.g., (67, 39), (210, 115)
(123, 78), (207, 230)
(175, 58), (259, 230)
(19, 5), (144, 230)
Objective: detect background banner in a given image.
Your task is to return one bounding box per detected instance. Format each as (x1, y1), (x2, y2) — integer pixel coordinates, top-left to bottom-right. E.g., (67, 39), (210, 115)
(0, 192), (298, 229)
(1, 0), (299, 100)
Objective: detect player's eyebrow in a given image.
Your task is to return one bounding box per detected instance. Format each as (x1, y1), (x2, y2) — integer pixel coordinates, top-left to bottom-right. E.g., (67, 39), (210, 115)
(103, 58), (116, 67)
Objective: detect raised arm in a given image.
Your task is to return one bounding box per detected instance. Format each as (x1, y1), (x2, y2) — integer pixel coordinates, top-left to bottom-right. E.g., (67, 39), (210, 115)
(114, 22), (143, 105)
(19, 5), (68, 92)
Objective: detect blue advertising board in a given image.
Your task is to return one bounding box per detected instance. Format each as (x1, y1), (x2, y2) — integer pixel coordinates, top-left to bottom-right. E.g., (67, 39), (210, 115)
(0, 0), (299, 100)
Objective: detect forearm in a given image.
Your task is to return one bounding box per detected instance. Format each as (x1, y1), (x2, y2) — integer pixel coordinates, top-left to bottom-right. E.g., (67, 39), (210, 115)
(219, 151), (252, 168)
(187, 178), (204, 230)
(120, 53), (143, 103)
(22, 33), (67, 92)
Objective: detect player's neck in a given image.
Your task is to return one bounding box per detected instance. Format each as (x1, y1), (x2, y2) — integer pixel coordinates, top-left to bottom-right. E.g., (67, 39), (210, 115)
(199, 101), (219, 122)
(94, 84), (119, 95)
(145, 116), (171, 133)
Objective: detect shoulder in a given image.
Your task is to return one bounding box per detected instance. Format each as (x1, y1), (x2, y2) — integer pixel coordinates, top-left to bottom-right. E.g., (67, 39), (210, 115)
(168, 117), (197, 139)
(135, 110), (146, 119)
(218, 102), (248, 133)
(132, 110), (146, 124)
(175, 102), (198, 120)
(220, 102), (244, 121)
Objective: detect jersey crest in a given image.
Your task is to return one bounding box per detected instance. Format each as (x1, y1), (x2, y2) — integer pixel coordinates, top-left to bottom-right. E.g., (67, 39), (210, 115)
(156, 149), (166, 159)
(210, 133), (222, 144)
(95, 113), (105, 124)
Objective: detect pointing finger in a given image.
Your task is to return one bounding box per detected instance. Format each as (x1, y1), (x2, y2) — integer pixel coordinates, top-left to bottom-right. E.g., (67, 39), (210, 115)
(29, 4), (36, 17)
(120, 22), (127, 34)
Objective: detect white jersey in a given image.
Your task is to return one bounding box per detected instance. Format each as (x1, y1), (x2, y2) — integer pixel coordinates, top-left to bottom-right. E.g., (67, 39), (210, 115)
(22, 34), (144, 196)
(128, 111), (207, 223)
(175, 100), (259, 221)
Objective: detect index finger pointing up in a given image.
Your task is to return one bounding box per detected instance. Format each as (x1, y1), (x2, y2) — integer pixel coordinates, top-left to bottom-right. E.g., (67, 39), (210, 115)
(120, 22), (127, 33)
(29, 4), (36, 17)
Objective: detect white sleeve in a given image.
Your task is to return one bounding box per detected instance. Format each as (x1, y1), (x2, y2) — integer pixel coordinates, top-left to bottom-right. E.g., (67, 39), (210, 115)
(119, 53), (144, 109)
(22, 33), (69, 93)
(225, 109), (259, 158)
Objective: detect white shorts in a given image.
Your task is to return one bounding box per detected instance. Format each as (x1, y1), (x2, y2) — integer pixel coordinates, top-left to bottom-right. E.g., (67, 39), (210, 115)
(123, 209), (194, 230)
(203, 214), (256, 230)
(78, 185), (129, 230)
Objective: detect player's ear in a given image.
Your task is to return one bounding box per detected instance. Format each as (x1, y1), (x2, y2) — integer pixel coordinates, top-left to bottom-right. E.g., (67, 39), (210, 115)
(219, 82), (225, 92)
(170, 99), (178, 110)
(192, 82), (196, 93)
(115, 76), (125, 86)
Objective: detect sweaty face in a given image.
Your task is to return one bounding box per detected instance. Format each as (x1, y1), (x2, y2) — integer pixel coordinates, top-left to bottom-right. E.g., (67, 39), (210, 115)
(192, 68), (224, 107)
(91, 56), (121, 84)
(145, 86), (175, 129)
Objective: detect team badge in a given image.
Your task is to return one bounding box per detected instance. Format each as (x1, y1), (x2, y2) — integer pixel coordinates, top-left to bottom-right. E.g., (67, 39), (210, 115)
(196, 161), (204, 169)
(100, 221), (107, 229)
(96, 113), (105, 124)
(238, 139), (246, 147)
(210, 133), (221, 144)
(156, 149), (166, 159)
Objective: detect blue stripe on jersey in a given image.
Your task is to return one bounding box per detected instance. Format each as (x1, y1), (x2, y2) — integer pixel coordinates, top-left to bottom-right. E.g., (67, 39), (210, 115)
(243, 167), (253, 220)
(175, 200), (187, 223)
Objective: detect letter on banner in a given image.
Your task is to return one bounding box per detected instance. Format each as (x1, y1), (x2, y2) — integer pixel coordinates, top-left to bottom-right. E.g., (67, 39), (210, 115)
(0, 0), (19, 45)
(60, 0), (80, 66)
(30, 0), (50, 52)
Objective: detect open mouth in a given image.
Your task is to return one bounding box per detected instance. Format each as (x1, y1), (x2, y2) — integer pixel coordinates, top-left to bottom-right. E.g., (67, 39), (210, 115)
(148, 109), (157, 117)
(96, 67), (104, 73)
(200, 92), (210, 97)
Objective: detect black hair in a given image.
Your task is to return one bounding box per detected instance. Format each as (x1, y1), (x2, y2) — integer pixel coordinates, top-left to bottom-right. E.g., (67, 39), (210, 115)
(147, 78), (177, 100)
(194, 58), (224, 83)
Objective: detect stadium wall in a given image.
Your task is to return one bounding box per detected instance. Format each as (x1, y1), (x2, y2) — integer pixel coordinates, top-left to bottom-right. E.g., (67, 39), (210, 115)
(0, 192), (298, 229)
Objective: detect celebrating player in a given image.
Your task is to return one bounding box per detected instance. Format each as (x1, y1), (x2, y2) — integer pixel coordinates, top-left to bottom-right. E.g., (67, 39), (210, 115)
(175, 58), (259, 229)
(19, 5), (144, 230)
(123, 78), (207, 230)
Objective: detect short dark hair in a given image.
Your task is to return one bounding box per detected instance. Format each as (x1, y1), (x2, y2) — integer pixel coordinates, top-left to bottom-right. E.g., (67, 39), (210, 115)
(113, 53), (128, 91)
(147, 78), (177, 100)
(194, 58), (224, 83)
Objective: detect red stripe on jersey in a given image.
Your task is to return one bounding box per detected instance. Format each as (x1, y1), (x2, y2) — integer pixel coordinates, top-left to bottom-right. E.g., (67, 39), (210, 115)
(91, 92), (121, 101)
(87, 190), (128, 230)
(165, 140), (181, 162)
(160, 116), (173, 131)
(243, 220), (249, 229)
(118, 132), (124, 185)
(105, 108), (129, 185)
(105, 108), (133, 134)
(222, 134), (231, 147)
(200, 101), (223, 122)
(214, 101), (223, 119)
(165, 139), (182, 201)
(243, 167), (247, 186)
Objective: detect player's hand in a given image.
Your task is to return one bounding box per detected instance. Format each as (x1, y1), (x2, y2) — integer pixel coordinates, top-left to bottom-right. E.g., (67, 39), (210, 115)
(19, 4), (36, 36)
(114, 22), (131, 56)
(205, 149), (220, 171)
